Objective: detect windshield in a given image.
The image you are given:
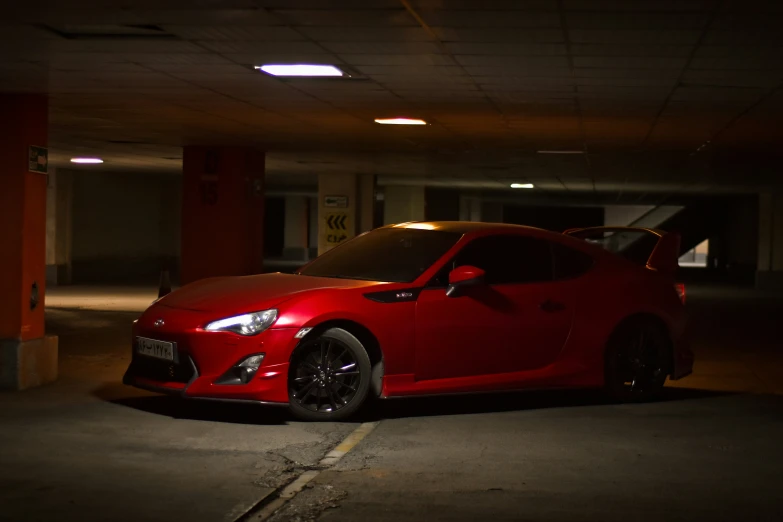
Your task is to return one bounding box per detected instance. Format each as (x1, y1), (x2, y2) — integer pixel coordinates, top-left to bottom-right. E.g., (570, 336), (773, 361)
(297, 228), (462, 283)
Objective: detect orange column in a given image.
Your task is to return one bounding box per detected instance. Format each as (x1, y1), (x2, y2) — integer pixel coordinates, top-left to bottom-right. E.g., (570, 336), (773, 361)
(180, 146), (265, 285)
(0, 94), (58, 390)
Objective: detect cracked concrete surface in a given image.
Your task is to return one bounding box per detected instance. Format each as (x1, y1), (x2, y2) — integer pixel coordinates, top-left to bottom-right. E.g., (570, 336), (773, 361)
(266, 484), (348, 522)
(2, 285), (783, 522)
(0, 306), (355, 522)
(278, 391), (783, 522)
(264, 286), (783, 522)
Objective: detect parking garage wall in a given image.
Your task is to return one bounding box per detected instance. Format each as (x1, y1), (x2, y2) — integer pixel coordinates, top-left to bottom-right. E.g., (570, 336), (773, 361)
(724, 196), (758, 276)
(70, 170), (180, 284)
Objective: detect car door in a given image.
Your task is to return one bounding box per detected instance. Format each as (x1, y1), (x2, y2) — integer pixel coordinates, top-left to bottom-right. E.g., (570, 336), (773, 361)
(414, 234), (575, 381)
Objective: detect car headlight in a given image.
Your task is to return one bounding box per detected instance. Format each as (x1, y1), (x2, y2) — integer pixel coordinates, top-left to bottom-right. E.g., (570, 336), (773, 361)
(204, 309), (278, 336)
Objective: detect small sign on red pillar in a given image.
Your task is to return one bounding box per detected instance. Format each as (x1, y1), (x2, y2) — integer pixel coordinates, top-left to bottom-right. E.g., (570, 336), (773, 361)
(28, 145), (48, 174)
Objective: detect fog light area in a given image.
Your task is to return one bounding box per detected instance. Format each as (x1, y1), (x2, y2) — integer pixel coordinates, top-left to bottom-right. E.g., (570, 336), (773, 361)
(214, 354), (265, 385)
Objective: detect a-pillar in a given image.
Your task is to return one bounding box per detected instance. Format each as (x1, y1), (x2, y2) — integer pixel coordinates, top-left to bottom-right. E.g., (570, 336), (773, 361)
(757, 192), (783, 291)
(317, 174), (375, 255)
(383, 185), (425, 225)
(181, 146), (265, 284)
(0, 94), (58, 390)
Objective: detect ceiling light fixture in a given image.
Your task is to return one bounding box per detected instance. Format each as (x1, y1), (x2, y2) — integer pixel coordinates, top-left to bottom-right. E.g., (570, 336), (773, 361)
(255, 64), (343, 77)
(70, 157), (104, 164)
(374, 118), (427, 125)
(537, 150), (584, 154)
(510, 183), (535, 189)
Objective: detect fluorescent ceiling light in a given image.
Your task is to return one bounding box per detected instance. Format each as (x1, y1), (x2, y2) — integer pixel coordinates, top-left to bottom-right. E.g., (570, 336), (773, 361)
(510, 183), (535, 189)
(537, 150), (584, 154)
(70, 157), (104, 164)
(375, 118), (427, 125)
(255, 64), (343, 77)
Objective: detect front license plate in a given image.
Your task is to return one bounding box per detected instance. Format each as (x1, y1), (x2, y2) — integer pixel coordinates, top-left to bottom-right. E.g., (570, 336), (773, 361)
(136, 337), (176, 362)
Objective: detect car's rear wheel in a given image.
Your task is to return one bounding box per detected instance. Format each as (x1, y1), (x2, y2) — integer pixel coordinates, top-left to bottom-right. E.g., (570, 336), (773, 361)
(605, 319), (671, 402)
(288, 327), (371, 421)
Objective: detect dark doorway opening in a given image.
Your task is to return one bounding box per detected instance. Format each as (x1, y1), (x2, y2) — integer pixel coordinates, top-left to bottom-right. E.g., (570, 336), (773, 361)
(264, 197), (285, 258)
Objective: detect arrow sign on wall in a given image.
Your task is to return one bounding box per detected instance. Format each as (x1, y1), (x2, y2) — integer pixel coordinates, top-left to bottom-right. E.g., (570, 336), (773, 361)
(326, 214), (347, 230)
(324, 213), (352, 245)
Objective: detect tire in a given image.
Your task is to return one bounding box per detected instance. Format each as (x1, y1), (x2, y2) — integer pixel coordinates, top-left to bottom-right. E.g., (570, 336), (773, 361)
(288, 327), (372, 421)
(604, 319), (671, 403)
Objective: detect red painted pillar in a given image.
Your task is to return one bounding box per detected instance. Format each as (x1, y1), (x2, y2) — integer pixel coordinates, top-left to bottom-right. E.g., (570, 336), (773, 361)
(181, 146), (265, 284)
(0, 94), (58, 390)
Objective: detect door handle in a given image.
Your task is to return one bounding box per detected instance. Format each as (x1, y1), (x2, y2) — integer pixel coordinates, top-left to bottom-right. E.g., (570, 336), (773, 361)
(540, 300), (566, 313)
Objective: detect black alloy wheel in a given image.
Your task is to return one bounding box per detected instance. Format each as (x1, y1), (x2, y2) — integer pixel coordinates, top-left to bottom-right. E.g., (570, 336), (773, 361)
(288, 328), (371, 421)
(605, 320), (670, 402)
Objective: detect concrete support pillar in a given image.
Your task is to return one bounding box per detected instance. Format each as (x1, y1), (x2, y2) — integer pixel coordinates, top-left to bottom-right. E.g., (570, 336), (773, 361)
(308, 197), (318, 255)
(383, 185), (425, 225)
(0, 94), (58, 390)
(358, 174), (376, 233)
(45, 169), (73, 285)
(45, 168), (57, 273)
(459, 196), (482, 222)
(283, 196), (309, 261)
(318, 173), (373, 255)
(158, 175), (181, 282)
(757, 193), (783, 291)
(481, 201), (504, 223)
(181, 146), (265, 284)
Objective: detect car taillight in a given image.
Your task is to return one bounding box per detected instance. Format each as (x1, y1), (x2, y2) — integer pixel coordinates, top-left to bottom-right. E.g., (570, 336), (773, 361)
(675, 283), (686, 304)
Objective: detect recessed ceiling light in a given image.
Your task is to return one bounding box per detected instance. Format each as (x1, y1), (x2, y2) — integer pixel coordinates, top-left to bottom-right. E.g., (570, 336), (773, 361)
(537, 150), (584, 154)
(255, 64), (343, 77)
(375, 118), (427, 125)
(70, 157), (104, 164)
(510, 183), (535, 189)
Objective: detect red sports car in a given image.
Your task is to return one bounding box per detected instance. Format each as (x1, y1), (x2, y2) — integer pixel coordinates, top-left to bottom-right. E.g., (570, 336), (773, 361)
(124, 222), (693, 421)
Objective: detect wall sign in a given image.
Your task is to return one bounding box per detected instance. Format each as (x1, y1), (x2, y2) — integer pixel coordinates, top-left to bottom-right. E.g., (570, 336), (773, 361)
(325, 213), (350, 245)
(28, 146), (48, 174)
(324, 195), (348, 208)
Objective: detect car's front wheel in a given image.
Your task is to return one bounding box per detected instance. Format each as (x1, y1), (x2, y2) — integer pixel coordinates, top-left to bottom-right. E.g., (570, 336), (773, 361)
(288, 327), (371, 421)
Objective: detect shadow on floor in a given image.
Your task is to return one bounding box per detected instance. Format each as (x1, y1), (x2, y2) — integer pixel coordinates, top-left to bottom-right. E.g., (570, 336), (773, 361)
(94, 381), (733, 425)
(92, 382), (289, 426)
(356, 386), (734, 422)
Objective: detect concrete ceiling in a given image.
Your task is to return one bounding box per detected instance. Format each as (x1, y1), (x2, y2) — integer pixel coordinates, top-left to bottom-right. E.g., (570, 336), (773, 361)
(2, 0), (783, 193)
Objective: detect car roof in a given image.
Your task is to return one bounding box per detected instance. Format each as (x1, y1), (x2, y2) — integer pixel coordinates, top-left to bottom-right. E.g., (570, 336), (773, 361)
(383, 221), (557, 236)
(381, 221), (615, 259)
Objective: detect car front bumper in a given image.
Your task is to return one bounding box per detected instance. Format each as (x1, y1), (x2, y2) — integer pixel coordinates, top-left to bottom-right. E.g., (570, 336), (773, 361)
(122, 306), (300, 404)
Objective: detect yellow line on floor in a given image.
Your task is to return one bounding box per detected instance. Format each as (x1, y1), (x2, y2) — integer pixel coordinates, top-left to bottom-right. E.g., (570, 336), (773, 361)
(319, 421), (379, 466)
(253, 421), (380, 521)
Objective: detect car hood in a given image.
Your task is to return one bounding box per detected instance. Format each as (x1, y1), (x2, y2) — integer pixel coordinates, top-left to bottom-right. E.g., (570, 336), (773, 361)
(156, 273), (379, 314)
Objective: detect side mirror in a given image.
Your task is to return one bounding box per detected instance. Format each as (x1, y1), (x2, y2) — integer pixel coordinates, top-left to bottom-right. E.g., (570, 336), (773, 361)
(446, 265), (485, 298)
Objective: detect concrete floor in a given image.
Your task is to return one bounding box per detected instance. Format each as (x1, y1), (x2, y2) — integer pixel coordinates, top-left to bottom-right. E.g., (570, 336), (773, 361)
(1, 290), (357, 522)
(1, 284), (782, 522)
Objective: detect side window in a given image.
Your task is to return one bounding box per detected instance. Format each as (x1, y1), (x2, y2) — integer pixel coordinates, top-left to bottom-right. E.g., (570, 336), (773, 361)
(551, 243), (594, 280)
(453, 235), (553, 285)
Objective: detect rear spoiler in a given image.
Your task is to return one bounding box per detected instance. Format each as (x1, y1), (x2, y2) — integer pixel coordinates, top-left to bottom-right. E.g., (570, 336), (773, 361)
(564, 226), (682, 276)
